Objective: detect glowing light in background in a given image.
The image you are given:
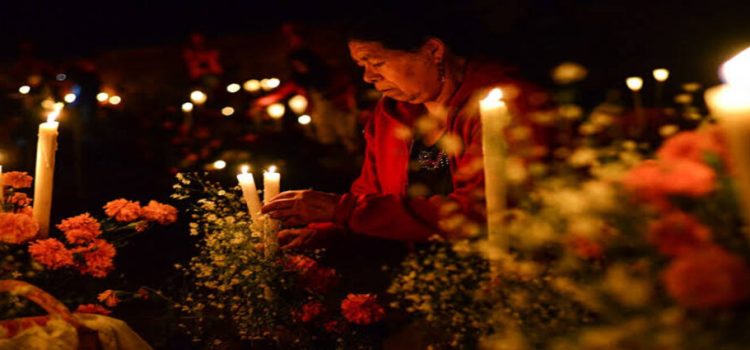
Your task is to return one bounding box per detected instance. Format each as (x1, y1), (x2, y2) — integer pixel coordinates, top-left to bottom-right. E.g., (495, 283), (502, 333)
(19, 85), (30, 94)
(108, 96), (121, 105)
(182, 102), (194, 112)
(653, 68), (670, 82)
(226, 83), (241, 93)
(298, 114), (312, 125)
(288, 95), (308, 114)
(221, 107), (235, 116)
(190, 90), (207, 105)
(213, 160), (227, 170)
(267, 103), (285, 119)
(243, 79), (261, 92)
(626, 77), (644, 91)
(96, 92), (109, 102)
(64, 93), (77, 103)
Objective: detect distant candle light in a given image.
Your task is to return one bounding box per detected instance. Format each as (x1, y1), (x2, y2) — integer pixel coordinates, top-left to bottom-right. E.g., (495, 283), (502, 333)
(298, 114), (312, 125)
(19, 85), (31, 94)
(626, 77), (644, 91)
(653, 68), (670, 82)
(243, 79), (261, 92)
(64, 93), (77, 103)
(182, 102), (194, 112)
(221, 107), (235, 116)
(213, 160), (227, 170)
(108, 96), (121, 105)
(267, 103), (285, 119)
(226, 83), (241, 93)
(190, 90), (207, 105)
(96, 92), (109, 102)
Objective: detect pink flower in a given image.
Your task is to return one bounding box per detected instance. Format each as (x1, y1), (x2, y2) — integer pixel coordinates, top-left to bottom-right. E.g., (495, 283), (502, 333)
(141, 200), (178, 225)
(103, 199), (142, 222)
(648, 211), (711, 257)
(663, 245), (750, 309)
(57, 213), (102, 244)
(75, 304), (111, 315)
(341, 294), (385, 325)
(2, 172), (32, 189)
(28, 239), (74, 269)
(0, 212), (39, 244)
(74, 239), (117, 278)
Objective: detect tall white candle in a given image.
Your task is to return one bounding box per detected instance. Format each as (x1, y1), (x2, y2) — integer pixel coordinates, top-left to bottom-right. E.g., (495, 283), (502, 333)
(0, 165), (4, 212)
(480, 88), (511, 251)
(626, 76), (645, 135)
(705, 47), (750, 235)
(33, 105), (62, 237)
(263, 165), (280, 204)
(237, 165), (263, 221)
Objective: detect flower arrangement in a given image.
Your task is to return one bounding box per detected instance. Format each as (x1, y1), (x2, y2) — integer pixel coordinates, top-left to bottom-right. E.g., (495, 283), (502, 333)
(169, 172), (386, 349)
(0, 171), (178, 318)
(388, 64), (750, 349)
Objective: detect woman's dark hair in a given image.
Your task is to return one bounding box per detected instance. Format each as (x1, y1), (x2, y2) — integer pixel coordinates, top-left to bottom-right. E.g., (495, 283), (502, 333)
(346, 4), (487, 57)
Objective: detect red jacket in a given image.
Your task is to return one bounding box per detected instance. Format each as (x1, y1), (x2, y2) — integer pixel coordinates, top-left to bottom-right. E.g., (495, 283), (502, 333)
(330, 60), (550, 242)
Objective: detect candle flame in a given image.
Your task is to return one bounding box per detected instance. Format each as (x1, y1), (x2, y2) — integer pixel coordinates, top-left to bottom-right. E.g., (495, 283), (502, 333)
(47, 104), (63, 123)
(484, 88), (504, 102)
(626, 77), (643, 91)
(721, 46), (750, 89)
(240, 165), (249, 174)
(652, 68), (669, 82)
(267, 165), (277, 173)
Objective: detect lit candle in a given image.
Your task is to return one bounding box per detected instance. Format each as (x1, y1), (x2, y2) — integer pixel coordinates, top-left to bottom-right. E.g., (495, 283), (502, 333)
(237, 165), (263, 221)
(33, 105), (62, 237)
(0, 164), (4, 212)
(626, 76), (645, 135)
(263, 165), (280, 204)
(653, 68), (670, 107)
(705, 47), (750, 234)
(480, 88), (510, 250)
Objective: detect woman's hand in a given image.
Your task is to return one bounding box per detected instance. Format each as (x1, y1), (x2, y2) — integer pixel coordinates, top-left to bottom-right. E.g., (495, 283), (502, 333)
(261, 190), (340, 227)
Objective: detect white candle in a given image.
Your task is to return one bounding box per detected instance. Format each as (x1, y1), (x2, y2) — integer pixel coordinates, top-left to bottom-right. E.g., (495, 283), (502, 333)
(237, 165), (262, 221)
(626, 76), (645, 135)
(33, 105), (62, 237)
(0, 165), (4, 212)
(480, 88), (510, 250)
(653, 68), (670, 107)
(705, 47), (750, 234)
(263, 165), (280, 204)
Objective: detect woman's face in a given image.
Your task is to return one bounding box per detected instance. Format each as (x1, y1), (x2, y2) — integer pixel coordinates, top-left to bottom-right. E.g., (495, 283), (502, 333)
(348, 40), (443, 104)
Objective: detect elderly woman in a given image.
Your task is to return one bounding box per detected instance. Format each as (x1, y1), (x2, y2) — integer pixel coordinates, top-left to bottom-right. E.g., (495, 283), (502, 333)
(262, 10), (549, 250)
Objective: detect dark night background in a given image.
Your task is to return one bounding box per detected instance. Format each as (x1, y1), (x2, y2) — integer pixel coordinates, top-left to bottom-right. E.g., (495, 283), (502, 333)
(1, 0), (750, 347)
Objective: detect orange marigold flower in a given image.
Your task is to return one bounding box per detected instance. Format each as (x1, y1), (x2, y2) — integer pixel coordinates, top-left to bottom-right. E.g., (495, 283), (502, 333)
(341, 294), (385, 325)
(622, 159), (716, 205)
(57, 213), (102, 244)
(663, 245), (750, 309)
(20, 206), (33, 217)
(75, 304), (111, 315)
(2, 172), (32, 189)
(28, 238), (74, 269)
(0, 212), (39, 244)
(75, 239), (116, 278)
(103, 199), (142, 222)
(9, 192), (32, 207)
(648, 211), (711, 257)
(141, 200), (178, 225)
(657, 129), (725, 163)
(97, 290), (120, 307)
